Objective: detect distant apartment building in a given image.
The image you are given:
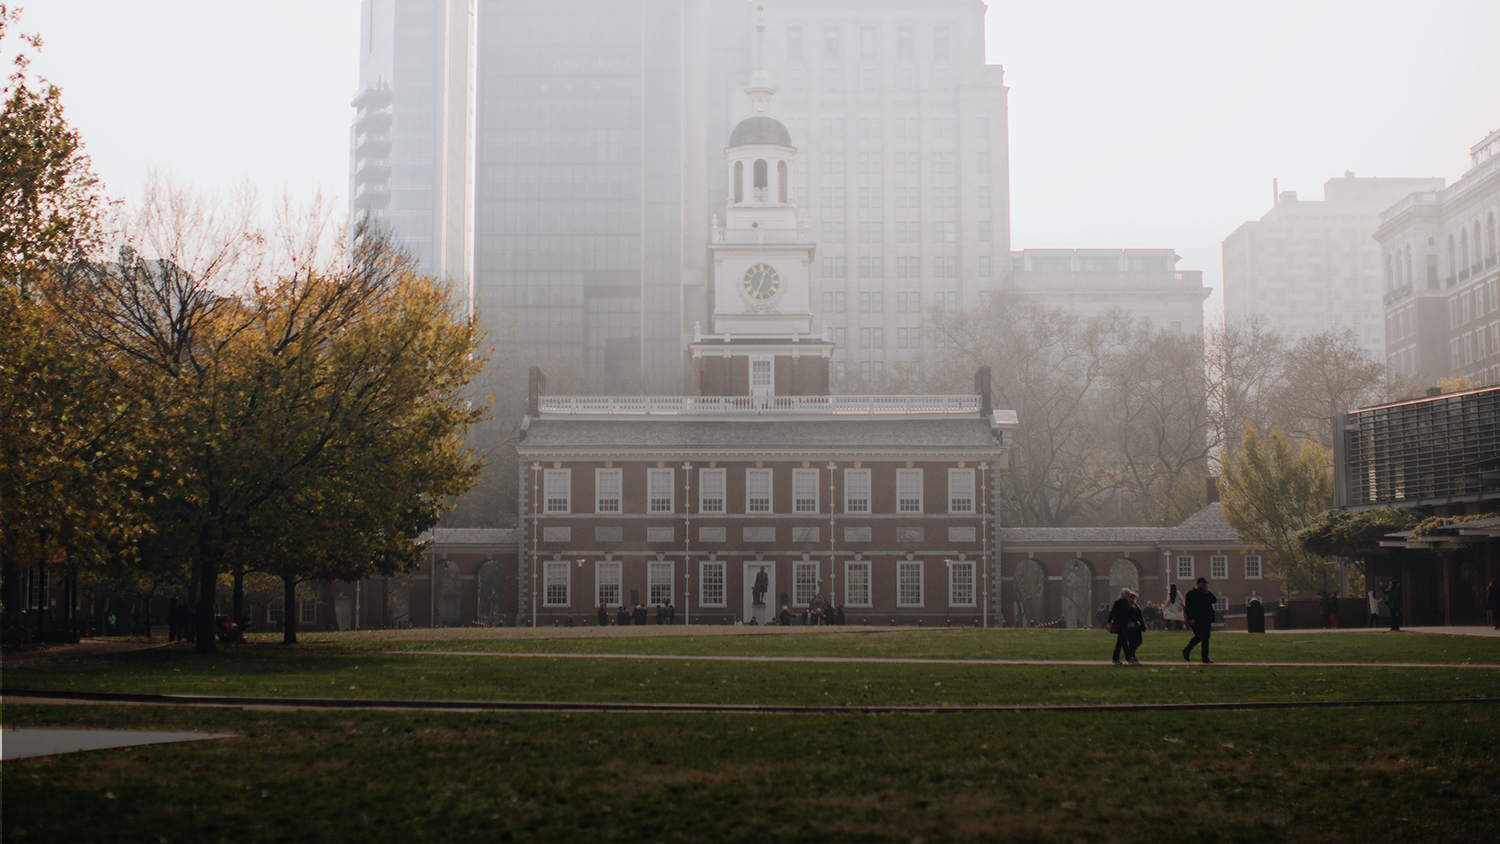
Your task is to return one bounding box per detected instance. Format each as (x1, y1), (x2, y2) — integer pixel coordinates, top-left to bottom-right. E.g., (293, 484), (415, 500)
(1222, 173), (1444, 358)
(351, 0), (1206, 392)
(349, 0), (474, 291)
(1374, 130), (1500, 386)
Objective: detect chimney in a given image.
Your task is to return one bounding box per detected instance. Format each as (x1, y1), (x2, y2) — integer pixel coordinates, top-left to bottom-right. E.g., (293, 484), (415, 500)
(974, 366), (993, 417)
(1272, 178), (1278, 206)
(527, 366), (547, 417)
(1205, 476), (1220, 505)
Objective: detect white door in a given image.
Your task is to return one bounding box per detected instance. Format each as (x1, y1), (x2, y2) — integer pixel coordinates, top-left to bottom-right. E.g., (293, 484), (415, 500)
(749, 357), (774, 399)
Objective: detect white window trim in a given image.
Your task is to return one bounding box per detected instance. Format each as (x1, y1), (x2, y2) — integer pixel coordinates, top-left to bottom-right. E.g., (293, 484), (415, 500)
(793, 468), (819, 513)
(897, 468), (923, 513)
(648, 468), (675, 514)
(1210, 554), (1228, 581)
(948, 560), (976, 607)
(793, 561), (819, 607)
(543, 468), (571, 514)
(699, 468), (726, 514)
(844, 468), (871, 514)
(947, 468), (975, 514)
(1244, 554), (1263, 580)
(1175, 555), (1194, 580)
(648, 560), (674, 606)
(897, 560), (924, 607)
(544, 561), (570, 607)
(746, 468), (773, 514)
(596, 468), (622, 514)
(595, 561), (622, 607)
(699, 561), (727, 607)
(844, 560), (872, 607)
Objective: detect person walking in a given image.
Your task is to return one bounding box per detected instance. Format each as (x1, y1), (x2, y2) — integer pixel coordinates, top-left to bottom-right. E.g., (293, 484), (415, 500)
(1182, 577), (1217, 664)
(1487, 579), (1500, 630)
(598, 603), (609, 627)
(1319, 591), (1337, 629)
(1163, 584), (1185, 632)
(666, 602), (676, 625)
(1386, 578), (1403, 632)
(1107, 589), (1144, 664)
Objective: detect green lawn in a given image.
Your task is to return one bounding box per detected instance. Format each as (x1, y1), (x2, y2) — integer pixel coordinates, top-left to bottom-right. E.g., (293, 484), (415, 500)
(4, 702), (1498, 843)
(4, 629), (1499, 842)
(280, 625), (1500, 665)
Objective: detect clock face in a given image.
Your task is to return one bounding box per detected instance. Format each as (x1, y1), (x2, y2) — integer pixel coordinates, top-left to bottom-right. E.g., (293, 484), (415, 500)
(742, 263), (781, 301)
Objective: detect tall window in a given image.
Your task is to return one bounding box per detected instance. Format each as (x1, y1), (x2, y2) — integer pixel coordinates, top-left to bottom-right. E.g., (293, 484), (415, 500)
(1244, 555), (1262, 580)
(786, 25), (803, 61)
(299, 596), (317, 624)
(860, 25), (876, 60)
(746, 469), (772, 513)
(793, 469), (819, 513)
(823, 26), (840, 60)
(845, 561), (872, 606)
(648, 561), (673, 606)
(948, 468), (975, 514)
(544, 469), (571, 513)
(794, 561), (819, 606)
(1176, 555), (1194, 580)
(648, 468), (674, 513)
(751, 359), (773, 391)
(844, 468), (871, 513)
(699, 468), (726, 513)
(896, 25), (913, 60)
(778, 161), (788, 203)
(596, 562), (622, 607)
(700, 561), (726, 606)
(596, 469), (622, 513)
(897, 468), (923, 513)
(949, 561), (976, 607)
(1211, 555), (1228, 580)
(898, 561), (924, 606)
(733, 160), (743, 203)
(544, 561), (570, 606)
(932, 26), (950, 62)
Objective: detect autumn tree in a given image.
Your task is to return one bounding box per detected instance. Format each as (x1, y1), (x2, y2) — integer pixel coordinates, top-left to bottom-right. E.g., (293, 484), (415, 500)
(1221, 423), (1336, 594)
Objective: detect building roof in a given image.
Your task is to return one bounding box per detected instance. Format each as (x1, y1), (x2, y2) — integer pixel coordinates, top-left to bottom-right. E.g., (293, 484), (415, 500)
(998, 527), (1166, 546)
(728, 115), (792, 147)
(520, 417), (1001, 454)
(420, 528), (521, 547)
(1157, 502), (1242, 546)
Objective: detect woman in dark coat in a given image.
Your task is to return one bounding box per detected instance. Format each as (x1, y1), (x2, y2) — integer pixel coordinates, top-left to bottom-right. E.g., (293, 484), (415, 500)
(1107, 589), (1145, 665)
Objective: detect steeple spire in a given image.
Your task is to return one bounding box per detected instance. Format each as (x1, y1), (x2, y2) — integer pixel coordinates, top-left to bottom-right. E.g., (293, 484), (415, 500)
(746, 3), (774, 115)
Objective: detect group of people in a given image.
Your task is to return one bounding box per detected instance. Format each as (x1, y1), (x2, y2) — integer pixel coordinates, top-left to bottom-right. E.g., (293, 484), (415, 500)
(600, 602), (677, 626)
(1106, 577), (1219, 665)
(776, 604), (845, 626)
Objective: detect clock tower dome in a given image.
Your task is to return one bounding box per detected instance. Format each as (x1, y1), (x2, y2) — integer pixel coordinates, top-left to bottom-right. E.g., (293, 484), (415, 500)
(691, 3), (830, 398)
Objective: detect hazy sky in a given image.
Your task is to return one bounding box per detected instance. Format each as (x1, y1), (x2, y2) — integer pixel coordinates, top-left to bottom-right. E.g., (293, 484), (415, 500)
(20, 1), (1500, 318)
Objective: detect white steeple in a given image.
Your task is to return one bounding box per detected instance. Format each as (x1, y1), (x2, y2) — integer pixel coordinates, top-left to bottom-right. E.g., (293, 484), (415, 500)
(746, 3), (774, 115)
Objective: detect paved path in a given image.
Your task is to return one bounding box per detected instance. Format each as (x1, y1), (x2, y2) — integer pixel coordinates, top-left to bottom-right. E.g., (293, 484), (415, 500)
(0, 728), (234, 760)
(4, 688), (1496, 716)
(378, 650), (1500, 669)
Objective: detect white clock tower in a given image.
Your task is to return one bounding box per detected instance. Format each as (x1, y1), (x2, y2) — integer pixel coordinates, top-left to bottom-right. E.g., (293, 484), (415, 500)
(691, 4), (830, 398)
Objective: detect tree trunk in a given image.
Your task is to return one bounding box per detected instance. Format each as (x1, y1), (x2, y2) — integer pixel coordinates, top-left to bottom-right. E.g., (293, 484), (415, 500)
(282, 576), (297, 645)
(195, 556), (217, 655)
(232, 561), (245, 626)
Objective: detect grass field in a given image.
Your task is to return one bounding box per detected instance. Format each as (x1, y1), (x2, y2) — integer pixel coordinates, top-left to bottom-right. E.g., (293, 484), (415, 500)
(4, 628), (1499, 842)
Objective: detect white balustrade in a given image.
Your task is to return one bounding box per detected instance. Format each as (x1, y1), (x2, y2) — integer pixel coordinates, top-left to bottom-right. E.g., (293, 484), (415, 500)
(536, 394), (981, 416)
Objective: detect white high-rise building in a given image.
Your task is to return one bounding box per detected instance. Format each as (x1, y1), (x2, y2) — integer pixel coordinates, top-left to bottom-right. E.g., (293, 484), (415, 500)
(1223, 173), (1444, 356)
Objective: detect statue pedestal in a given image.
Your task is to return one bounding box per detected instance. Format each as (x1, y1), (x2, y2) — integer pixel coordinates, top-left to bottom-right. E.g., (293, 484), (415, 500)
(749, 602), (771, 626)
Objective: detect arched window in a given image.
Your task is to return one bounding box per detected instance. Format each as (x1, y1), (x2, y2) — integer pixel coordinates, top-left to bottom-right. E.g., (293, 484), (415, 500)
(1385, 253), (1394, 290)
(777, 160), (788, 203)
(1461, 228), (1470, 276)
(753, 158), (768, 189)
(1475, 222), (1484, 270)
(1450, 235), (1458, 280)
(1488, 212), (1497, 262)
(1395, 248), (1404, 287)
(733, 160), (744, 203)
(1405, 249), (1412, 289)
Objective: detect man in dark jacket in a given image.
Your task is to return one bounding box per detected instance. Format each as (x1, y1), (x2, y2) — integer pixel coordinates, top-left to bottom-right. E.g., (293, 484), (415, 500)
(1182, 577), (1217, 664)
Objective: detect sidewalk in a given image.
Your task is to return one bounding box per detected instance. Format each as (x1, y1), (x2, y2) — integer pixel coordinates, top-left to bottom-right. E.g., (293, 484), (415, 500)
(0, 728), (234, 760)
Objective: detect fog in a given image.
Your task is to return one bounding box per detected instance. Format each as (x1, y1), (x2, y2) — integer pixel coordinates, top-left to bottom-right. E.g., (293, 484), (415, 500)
(22, 0), (1500, 323)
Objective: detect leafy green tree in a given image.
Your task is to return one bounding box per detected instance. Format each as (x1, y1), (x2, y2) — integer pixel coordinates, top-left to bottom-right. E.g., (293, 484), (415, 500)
(1221, 423), (1335, 594)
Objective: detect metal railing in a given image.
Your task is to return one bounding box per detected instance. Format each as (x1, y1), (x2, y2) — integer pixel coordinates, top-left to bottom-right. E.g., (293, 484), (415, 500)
(537, 394), (982, 416)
